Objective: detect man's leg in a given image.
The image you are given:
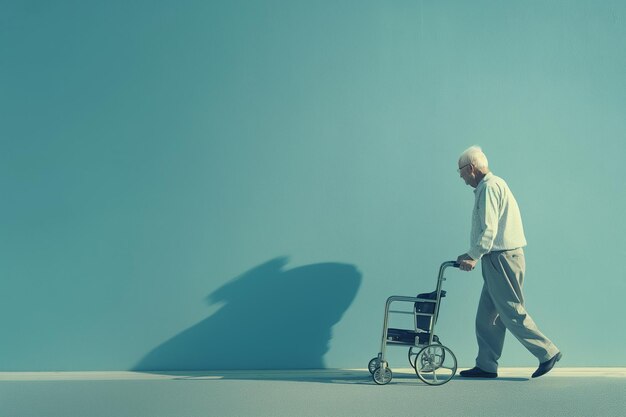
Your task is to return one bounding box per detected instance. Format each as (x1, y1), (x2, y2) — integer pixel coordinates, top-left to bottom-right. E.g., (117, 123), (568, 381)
(482, 249), (559, 362)
(475, 280), (507, 373)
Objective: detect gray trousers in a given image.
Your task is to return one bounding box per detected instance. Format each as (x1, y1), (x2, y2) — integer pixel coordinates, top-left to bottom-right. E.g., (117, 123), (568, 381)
(476, 248), (559, 373)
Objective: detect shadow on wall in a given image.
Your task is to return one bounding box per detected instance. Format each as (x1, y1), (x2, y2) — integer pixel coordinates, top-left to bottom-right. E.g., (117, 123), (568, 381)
(133, 257), (362, 371)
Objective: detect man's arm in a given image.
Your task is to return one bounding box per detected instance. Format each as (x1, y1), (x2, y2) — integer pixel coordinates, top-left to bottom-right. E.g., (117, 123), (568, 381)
(458, 184), (500, 271)
(467, 184), (500, 260)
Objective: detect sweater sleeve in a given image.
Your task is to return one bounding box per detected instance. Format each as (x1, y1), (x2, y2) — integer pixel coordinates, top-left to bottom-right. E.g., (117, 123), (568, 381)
(467, 184), (500, 260)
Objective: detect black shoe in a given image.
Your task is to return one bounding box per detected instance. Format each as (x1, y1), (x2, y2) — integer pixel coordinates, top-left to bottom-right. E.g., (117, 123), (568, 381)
(532, 352), (562, 378)
(459, 367), (498, 378)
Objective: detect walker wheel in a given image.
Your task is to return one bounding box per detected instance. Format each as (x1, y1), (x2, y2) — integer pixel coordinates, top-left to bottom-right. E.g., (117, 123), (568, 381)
(408, 346), (419, 369)
(373, 366), (393, 385)
(408, 338), (442, 370)
(414, 344), (457, 386)
(368, 357), (380, 374)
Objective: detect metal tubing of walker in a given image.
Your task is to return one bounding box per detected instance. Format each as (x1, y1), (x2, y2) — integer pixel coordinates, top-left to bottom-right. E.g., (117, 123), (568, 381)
(379, 261), (459, 362)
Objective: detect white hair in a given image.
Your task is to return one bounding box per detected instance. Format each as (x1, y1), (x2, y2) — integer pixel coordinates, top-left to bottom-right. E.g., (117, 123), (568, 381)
(459, 146), (489, 171)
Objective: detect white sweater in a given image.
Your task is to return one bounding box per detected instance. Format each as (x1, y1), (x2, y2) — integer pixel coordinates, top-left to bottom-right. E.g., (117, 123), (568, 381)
(468, 172), (527, 260)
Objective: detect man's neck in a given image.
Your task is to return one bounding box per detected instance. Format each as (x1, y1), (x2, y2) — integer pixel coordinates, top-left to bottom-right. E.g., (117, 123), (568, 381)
(473, 170), (490, 188)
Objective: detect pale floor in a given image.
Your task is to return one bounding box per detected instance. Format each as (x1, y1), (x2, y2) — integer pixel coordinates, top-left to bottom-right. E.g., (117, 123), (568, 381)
(2, 368), (625, 417)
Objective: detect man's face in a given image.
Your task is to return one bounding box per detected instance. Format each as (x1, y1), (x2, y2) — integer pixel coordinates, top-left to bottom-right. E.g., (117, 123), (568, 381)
(458, 162), (476, 188)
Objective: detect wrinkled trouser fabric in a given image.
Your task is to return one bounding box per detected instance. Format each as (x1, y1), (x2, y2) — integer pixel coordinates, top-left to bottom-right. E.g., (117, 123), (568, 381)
(475, 248), (559, 373)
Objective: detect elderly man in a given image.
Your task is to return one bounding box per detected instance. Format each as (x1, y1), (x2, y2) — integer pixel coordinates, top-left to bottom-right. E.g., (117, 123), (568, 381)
(456, 146), (561, 379)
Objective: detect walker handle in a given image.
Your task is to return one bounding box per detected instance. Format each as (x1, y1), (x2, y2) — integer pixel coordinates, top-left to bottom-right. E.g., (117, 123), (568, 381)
(452, 262), (460, 268)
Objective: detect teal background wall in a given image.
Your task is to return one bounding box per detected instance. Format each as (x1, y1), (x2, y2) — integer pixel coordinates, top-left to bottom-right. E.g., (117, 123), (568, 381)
(1, 1), (625, 371)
